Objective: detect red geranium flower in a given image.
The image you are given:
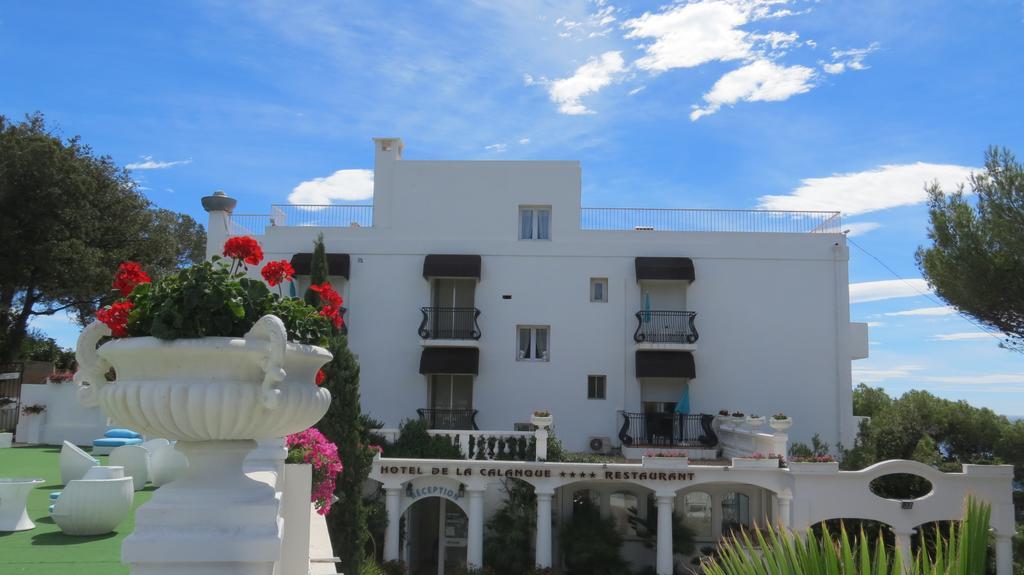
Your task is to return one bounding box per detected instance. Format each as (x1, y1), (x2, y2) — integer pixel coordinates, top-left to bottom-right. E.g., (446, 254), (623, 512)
(261, 260), (295, 287)
(96, 300), (134, 337)
(112, 262), (151, 296)
(310, 283), (344, 329)
(315, 369), (326, 386)
(223, 236), (264, 266)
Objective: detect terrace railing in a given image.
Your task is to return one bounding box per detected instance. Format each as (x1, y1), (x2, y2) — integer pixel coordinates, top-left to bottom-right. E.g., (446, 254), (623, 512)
(417, 408), (479, 430)
(228, 214), (275, 237)
(581, 208), (842, 234)
(270, 204), (373, 228)
(634, 311), (698, 344)
(418, 307), (482, 340)
(618, 412), (718, 448)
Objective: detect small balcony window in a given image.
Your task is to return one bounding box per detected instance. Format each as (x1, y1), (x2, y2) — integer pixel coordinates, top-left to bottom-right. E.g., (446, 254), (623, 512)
(517, 325), (549, 361)
(587, 375), (606, 399)
(519, 206), (551, 240)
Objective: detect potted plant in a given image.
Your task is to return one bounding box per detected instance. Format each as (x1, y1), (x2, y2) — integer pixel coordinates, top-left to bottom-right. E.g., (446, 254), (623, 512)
(531, 410), (553, 428)
(787, 454), (839, 473)
(769, 412), (792, 431)
(732, 452), (783, 469)
(730, 411), (745, 425)
(641, 450), (689, 469)
(19, 403), (46, 444)
(746, 414), (765, 428)
(73, 237), (336, 573)
(0, 427), (11, 448)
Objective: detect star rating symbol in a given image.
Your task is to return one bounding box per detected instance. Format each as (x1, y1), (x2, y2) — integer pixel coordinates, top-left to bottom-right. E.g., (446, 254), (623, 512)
(559, 471), (567, 478)
(589, 472), (596, 478)
(569, 471), (577, 478)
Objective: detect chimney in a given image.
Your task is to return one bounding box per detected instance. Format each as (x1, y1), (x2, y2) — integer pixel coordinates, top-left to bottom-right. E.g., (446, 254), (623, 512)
(371, 138), (402, 229)
(201, 190), (236, 261)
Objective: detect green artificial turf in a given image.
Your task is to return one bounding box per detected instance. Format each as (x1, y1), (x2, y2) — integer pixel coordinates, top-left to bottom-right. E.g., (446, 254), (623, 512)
(0, 445), (153, 575)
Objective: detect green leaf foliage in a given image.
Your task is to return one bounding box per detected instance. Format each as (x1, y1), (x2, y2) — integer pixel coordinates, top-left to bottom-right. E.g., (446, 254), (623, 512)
(916, 146), (1024, 351)
(304, 233), (328, 307)
(483, 479), (538, 575)
(558, 497), (630, 575)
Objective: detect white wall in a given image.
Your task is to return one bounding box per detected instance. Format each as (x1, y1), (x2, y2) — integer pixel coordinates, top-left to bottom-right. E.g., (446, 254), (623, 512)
(217, 140), (867, 451)
(17, 382), (108, 446)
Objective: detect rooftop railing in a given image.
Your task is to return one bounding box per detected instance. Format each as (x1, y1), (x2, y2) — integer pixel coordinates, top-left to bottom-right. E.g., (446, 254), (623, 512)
(228, 205), (841, 234)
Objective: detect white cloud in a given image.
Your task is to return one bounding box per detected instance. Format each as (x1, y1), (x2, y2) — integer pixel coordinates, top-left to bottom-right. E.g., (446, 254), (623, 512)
(287, 169), (374, 204)
(518, 138), (530, 145)
(624, 1), (753, 72)
(523, 73), (536, 86)
(485, 143), (508, 152)
(757, 162), (976, 216)
(852, 364), (923, 383)
(884, 306), (957, 317)
(844, 222), (881, 237)
(849, 279), (931, 304)
(930, 332), (1000, 342)
(126, 155), (192, 170)
(627, 86), (646, 96)
(823, 43), (880, 75)
(690, 59), (815, 120)
(866, 321), (885, 327)
(548, 51), (626, 115)
(920, 373), (1024, 385)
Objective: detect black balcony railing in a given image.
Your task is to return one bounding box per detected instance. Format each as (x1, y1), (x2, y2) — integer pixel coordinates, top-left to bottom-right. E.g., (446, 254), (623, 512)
(634, 311), (698, 344)
(418, 307), (482, 340)
(618, 412), (717, 448)
(417, 408), (479, 430)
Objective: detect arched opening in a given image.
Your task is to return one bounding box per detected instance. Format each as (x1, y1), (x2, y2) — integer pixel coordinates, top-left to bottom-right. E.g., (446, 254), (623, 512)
(681, 491), (713, 539)
(809, 518), (893, 549)
(405, 497), (468, 575)
(869, 473), (933, 500)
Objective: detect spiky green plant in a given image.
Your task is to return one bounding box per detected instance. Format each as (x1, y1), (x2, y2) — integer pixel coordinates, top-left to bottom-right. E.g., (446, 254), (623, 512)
(702, 496), (990, 575)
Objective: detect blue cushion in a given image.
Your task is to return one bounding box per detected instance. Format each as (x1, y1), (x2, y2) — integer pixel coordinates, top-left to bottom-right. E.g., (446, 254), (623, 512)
(49, 491), (62, 500)
(48, 504), (55, 513)
(93, 437), (143, 447)
(104, 428), (142, 439)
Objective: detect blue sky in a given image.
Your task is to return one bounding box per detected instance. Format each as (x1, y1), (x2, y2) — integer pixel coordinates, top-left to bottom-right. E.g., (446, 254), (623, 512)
(3, 1), (1023, 414)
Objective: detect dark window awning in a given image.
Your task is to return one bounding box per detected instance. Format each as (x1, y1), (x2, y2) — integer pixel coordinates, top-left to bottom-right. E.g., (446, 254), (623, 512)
(419, 347), (480, 375)
(423, 254), (481, 279)
(635, 257), (695, 282)
(290, 253), (350, 279)
(635, 351), (695, 379)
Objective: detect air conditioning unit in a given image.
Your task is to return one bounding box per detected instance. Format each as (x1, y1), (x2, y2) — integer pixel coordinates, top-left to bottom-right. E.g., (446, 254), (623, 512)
(589, 436), (612, 454)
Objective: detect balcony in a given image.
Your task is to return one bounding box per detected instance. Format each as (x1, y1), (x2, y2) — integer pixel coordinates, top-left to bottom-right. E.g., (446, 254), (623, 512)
(618, 412), (718, 448)
(417, 408), (479, 430)
(418, 307), (481, 342)
(634, 311), (698, 347)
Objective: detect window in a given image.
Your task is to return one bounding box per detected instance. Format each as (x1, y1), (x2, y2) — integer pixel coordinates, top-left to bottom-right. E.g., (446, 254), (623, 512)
(682, 492), (713, 538)
(590, 278), (608, 302)
(517, 326), (550, 361)
(429, 374), (473, 410)
(519, 206), (551, 240)
(587, 375), (606, 399)
(609, 492), (640, 536)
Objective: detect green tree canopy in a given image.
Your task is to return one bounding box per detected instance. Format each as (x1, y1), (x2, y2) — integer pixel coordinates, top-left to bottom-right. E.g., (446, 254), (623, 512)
(916, 146), (1024, 351)
(0, 113), (205, 362)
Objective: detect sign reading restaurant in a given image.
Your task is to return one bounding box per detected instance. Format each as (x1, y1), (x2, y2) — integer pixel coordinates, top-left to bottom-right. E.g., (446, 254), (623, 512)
(378, 464), (697, 482)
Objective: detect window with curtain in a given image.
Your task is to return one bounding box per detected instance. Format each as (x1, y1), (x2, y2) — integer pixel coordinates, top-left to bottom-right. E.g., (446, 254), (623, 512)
(590, 277), (608, 302)
(518, 206), (551, 240)
(517, 326), (550, 361)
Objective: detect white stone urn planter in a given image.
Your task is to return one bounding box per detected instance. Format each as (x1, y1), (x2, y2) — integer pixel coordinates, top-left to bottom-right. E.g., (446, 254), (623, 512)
(642, 455), (689, 469)
(0, 431), (11, 448)
(787, 461), (839, 474)
(731, 457), (781, 469)
(769, 417), (792, 432)
(75, 315), (331, 575)
(745, 415), (765, 428)
(531, 413), (553, 428)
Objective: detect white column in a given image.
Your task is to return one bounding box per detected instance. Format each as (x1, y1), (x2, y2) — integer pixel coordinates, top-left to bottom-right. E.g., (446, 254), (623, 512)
(892, 529), (913, 572)
(777, 493), (792, 529)
(467, 489), (485, 568)
(996, 532), (1013, 575)
(535, 428), (549, 461)
(656, 495), (674, 575)
(384, 487), (402, 562)
(535, 491), (553, 568)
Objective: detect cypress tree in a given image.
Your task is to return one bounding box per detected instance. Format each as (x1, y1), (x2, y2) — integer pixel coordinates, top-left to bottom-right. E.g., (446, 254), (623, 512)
(304, 232), (328, 307)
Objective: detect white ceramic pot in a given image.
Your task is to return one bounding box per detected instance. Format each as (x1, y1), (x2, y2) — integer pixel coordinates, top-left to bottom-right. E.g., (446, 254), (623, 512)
(20, 414), (45, 444)
(0, 432), (12, 448)
(746, 416), (766, 428)
(769, 417), (793, 431)
(75, 315), (332, 575)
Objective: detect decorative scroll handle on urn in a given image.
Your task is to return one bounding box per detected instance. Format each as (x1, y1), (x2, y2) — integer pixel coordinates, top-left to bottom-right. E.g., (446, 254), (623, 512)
(244, 315), (289, 410)
(74, 321), (113, 407)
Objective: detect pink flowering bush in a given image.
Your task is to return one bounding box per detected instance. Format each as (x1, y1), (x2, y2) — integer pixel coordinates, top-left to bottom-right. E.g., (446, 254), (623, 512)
(789, 454), (837, 463)
(286, 428), (343, 515)
(644, 450), (688, 458)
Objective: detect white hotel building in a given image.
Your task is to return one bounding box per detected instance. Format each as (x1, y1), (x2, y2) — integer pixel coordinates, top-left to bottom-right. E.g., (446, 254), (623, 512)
(202, 138), (1015, 575)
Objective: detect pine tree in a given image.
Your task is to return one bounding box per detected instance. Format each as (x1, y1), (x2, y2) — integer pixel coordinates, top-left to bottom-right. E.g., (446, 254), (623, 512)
(304, 232), (328, 307)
